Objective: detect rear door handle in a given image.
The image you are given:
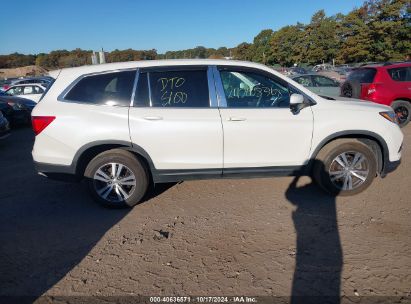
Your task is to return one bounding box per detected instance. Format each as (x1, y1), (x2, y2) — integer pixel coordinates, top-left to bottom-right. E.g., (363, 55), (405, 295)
(228, 117), (246, 121)
(143, 116), (163, 121)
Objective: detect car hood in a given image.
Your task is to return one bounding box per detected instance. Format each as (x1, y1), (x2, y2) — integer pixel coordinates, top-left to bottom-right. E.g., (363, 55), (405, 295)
(319, 96), (392, 112)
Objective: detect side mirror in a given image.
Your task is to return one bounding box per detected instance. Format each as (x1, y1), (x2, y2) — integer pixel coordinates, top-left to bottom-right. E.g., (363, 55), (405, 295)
(289, 93), (305, 115)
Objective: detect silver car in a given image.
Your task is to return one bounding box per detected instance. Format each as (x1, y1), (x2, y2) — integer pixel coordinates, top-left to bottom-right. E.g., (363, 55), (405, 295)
(291, 74), (341, 97)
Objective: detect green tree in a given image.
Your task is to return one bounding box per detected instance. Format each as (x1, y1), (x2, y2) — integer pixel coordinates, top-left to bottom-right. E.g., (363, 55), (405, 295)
(303, 10), (341, 65)
(270, 24), (305, 66)
(338, 7), (372, 63)
(232, 42), (252, 60)
(367, 0), (411, 61)
(249, 29), (274, 64)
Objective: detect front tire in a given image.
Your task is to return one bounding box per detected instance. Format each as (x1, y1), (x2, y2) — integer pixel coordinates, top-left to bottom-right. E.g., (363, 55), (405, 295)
(312, 139), (377, 196)
(391, 100), (410, 128)
(84, 149), (149, 208)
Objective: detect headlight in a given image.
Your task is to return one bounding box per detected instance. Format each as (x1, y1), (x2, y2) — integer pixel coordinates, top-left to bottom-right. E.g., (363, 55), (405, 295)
(379, 111), (398, 125)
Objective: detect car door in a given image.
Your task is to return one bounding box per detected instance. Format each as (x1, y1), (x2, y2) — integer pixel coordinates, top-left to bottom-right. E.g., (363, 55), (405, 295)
(387, 66), (411, 99)
(312, 75), (340, 97)
(215, 66), (313, 170)
(128, 66), (223, 173)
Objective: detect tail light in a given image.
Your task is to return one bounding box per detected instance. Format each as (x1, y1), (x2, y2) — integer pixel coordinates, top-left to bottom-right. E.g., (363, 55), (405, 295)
(32, 116), (55, 135)
(361, 82), (382, 100)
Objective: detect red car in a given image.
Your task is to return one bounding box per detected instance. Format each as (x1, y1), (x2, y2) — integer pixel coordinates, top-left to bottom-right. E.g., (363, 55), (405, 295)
(341, 62), (411, 127)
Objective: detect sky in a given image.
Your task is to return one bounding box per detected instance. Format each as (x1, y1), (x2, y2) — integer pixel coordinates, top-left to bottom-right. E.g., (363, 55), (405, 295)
(0, 0), (365, 55)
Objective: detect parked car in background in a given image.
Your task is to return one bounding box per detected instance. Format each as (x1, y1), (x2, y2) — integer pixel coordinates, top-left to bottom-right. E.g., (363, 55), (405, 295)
(291, 74), (341, 97)
(341, 62), (411, 127)
(312, 64), (333, 72)
(0, 77), (52, 91)
(0, 78), (18, 91)
(32, 59), (403, 208)
(11, 77), (52, 88)
(0, 95), (36, 125)
(278, 66), (309, 76)
(4, 83), (46, 103)
(0, 110), (10, 139)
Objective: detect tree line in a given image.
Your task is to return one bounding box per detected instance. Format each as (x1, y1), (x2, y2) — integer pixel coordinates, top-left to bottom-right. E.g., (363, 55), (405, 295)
(0, 0), (409, 70)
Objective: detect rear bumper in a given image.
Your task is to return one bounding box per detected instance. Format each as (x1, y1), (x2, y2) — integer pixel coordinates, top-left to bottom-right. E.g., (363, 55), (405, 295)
(33, 161), (78, 182)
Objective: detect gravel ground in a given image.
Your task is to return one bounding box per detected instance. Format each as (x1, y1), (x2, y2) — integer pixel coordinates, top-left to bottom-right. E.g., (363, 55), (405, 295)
(0, 127), (410, 303)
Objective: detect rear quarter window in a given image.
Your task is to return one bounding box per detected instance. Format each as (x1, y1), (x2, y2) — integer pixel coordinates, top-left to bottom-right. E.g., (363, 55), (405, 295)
(347, 68), (377, 83)
(64, 70), (136, 106)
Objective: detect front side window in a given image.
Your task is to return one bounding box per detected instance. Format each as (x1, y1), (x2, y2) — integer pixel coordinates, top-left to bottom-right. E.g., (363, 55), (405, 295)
(219, 69), (290, 108)
(64, 70), (136, 106)
(388, 67), (411, 82)
(313, 76), (339, 87)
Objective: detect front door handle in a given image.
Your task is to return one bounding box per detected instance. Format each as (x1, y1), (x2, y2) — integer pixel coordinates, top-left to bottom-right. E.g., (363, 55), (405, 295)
(143, 116), (163, 121)
(228, 117), (246, 121)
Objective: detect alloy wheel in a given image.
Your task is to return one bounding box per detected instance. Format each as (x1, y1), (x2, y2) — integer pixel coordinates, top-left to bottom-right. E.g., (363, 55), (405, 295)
(93, 162), (136, 203)
(328, 151), (369, 191)
(394, 106), (409, 125)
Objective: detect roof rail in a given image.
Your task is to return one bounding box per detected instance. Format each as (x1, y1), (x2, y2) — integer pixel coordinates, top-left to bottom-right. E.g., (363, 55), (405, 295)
(383, 61), (411, 66)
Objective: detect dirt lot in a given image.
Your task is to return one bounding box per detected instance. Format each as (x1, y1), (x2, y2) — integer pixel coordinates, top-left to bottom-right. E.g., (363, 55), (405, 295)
(0, 127), (410, 302)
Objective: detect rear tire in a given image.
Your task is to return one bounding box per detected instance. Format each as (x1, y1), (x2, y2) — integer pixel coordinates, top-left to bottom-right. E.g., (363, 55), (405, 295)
(391, 100), (410, 128)
(84, 149), (149, 208)
(313, 139), (377, 196)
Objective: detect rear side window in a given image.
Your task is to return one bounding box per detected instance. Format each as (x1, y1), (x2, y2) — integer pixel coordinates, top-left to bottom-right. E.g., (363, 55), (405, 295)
(312, 76), (339, 87)
(347, 68), (377, 83)
(134, 69), (209, 108)
(294, 76), (313, 87)
(64, 70), (136, 106)
(388, 67), (411, 81)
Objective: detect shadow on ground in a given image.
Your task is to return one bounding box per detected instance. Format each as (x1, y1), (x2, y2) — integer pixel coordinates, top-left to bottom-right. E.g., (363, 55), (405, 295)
(286, 174), (343, 304)
(0, 128), (344, 302)
(0, 128), (173, 301)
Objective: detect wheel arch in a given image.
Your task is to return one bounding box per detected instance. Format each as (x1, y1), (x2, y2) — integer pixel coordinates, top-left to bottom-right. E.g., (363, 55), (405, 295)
(391, 97), (411, 104)
(72, 141), (156, 181)
(309, 131), (388, 174)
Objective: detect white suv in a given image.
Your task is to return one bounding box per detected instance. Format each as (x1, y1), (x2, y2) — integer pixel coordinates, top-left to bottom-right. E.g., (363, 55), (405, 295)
(32, 60), (403, 207)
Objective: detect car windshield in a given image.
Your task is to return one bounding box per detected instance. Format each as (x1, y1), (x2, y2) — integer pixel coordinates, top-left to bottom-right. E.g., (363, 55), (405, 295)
(347, 68), (377, 83)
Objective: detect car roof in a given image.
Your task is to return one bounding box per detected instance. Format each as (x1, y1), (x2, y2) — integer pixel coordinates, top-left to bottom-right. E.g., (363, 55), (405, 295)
(57, 59), (273, 76)
(360, 62), (411, 69)
(291, 73), (330, 78)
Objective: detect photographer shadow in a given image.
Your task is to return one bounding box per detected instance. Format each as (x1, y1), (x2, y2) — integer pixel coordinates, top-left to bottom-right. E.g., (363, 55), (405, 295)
(285, 165), (343, 304)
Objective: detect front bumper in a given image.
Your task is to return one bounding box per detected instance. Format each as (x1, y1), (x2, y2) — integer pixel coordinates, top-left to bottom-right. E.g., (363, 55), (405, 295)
(381, 159), (401, 178)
